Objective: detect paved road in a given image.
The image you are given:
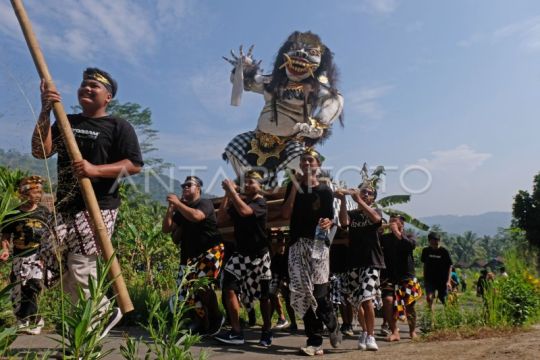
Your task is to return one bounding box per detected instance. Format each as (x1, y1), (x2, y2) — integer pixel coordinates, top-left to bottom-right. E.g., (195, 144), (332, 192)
(10, 318), (412, 359)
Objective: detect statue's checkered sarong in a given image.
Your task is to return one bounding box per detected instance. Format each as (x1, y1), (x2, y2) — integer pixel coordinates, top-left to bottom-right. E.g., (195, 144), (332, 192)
(224, 131), (305, 187)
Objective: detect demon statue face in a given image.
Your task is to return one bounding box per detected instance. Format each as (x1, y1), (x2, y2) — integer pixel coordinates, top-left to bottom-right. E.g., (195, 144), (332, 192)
(280, 32), (324, 81)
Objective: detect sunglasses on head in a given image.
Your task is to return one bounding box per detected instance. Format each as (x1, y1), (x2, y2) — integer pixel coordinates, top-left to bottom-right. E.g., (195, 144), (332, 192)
(360, 189), (374, 196)
(182, 183), (197, 189)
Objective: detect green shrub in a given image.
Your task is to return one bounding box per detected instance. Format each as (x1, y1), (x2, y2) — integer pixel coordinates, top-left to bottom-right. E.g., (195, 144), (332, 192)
(498, 273), (540, 325)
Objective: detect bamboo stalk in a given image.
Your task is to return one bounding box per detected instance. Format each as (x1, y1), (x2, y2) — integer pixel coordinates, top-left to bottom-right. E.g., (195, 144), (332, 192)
(11, 0), (133, 313)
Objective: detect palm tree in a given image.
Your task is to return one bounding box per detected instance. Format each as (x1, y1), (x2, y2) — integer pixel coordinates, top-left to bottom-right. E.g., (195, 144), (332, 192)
(448, 231), (486, 266)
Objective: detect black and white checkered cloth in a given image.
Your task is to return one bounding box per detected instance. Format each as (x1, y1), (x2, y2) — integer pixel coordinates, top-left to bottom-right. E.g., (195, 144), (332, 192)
(329, 273), (347, 307)
(223, 251), (272, 311)
(224, 131), (305, 187)
(344, 267), (382, 309)
(328, 182), (356, 228)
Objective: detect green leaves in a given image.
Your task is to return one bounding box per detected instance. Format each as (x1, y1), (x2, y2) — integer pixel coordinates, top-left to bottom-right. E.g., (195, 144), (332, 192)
(128, 264), (207, 360)
(377, 194), (411, 207)
(0, 282), (17, 357)
(512, 171), (540, 249)
(52, 256), (118, 360)
(382, 208), (430, 231)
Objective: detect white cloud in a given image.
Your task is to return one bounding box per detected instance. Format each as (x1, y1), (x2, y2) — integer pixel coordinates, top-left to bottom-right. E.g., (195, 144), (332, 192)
(0, 1), (193, 63)
(416, 145), (491, 172)
(347, 85), (394, 120)
(155, 0), (191, 30)
(493, 16), (540, 51)
(360, 0), (399, 14)
(0, 2), (22, 38)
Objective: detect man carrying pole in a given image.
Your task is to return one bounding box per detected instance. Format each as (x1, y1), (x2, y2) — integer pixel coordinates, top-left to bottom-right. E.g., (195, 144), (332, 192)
(32, 67), (143, 338)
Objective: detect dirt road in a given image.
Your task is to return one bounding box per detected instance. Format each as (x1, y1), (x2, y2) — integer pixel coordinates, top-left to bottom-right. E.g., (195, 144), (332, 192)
(10, 322), (540, 359)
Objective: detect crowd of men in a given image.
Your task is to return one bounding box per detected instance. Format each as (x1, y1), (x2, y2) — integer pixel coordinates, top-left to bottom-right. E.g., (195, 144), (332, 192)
(0, 66), (460, 357)
(158, 148), (456, 356)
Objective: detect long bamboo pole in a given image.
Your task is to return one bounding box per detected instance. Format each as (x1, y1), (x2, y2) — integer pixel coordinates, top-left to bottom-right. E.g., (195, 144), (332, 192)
(11, 0), (133, 313)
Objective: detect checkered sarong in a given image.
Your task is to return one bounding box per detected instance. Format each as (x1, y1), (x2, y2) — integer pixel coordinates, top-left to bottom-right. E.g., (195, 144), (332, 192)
(40, 209), (117, 288)
(170, 244), (224, 317)
(288, 237), (330, 317)
(329, 272), (347, 307)
(394, 277), (422, 321)
(10, 253), (43, 315)
(223, 252), (272, 311)
(223, 131), (305, 187)
(344, 267), (382, 309)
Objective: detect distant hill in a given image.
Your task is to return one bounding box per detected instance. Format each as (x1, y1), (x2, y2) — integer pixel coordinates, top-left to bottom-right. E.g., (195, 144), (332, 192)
(126, 172), (217, 204)
(419, 212), (512, 236)
(0, 148), (56, 179)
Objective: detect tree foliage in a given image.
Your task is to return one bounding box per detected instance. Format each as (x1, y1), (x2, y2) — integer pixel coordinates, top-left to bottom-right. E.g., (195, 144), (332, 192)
(512, 172), (540, 249)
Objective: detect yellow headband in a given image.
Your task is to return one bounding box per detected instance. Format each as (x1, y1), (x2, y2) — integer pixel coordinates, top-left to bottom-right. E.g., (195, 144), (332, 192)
(245, 171), (264, 182)
(303, 148), (322, 162)
(85, 72), (111, 87)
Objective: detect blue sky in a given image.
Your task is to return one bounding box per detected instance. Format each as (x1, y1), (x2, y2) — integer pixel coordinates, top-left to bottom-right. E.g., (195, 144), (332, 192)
(1, 0), (539, 217)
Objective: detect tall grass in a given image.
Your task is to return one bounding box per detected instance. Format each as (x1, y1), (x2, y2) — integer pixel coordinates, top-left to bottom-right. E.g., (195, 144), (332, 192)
(120, 265), (208, 360)
(420, 247), (540, 337)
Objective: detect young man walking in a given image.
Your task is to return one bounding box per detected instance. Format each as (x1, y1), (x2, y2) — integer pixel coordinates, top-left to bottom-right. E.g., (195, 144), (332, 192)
(282, 149), (341, 356)
(380, 215), (422, 341)
(215, 171), (273, 346)
(163, 176), (224, 336)
(336, 180), (384, 351)
(421, 232), (452, 308)
(34, 68), (143, 338)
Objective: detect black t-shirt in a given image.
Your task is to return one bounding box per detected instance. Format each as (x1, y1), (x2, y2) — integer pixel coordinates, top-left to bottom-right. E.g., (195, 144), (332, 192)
(380, 232), (416, 282)
(271, 251), (288, 278)
(347, 209), (385, 269)
(51, 114), (144, 214)
(1, 205), (52, 256)
(421, 246), (452, 285)
(172, 198), (222, 264)
(330, 243), (350, 274)
(228, 196), (268, 256)
(285, 182), (334, 243)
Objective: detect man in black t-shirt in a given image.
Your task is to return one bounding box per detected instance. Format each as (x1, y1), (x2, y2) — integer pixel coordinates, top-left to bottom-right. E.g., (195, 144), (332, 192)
(421, 232), (452, 308)
(380, 215), (422, 341)
(215, 171), (273, 347)
(1, 176), (51, 335)
(336, 181), (384, 352)
(282, 149), (341, 356)
(33, 68), (143, 339)
(162, 176), (224, 336)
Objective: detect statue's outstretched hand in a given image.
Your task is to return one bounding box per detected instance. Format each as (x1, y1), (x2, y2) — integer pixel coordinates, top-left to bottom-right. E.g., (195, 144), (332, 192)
(223, 45), (261, 70)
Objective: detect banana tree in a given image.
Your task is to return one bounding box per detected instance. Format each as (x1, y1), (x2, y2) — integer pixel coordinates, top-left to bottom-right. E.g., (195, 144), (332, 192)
(375, 195), (430, 231)
(360, 163), (430, 231)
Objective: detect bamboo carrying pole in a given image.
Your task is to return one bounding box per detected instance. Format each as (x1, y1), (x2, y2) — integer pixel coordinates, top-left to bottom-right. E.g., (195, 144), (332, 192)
(11, 0), (133, 313)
